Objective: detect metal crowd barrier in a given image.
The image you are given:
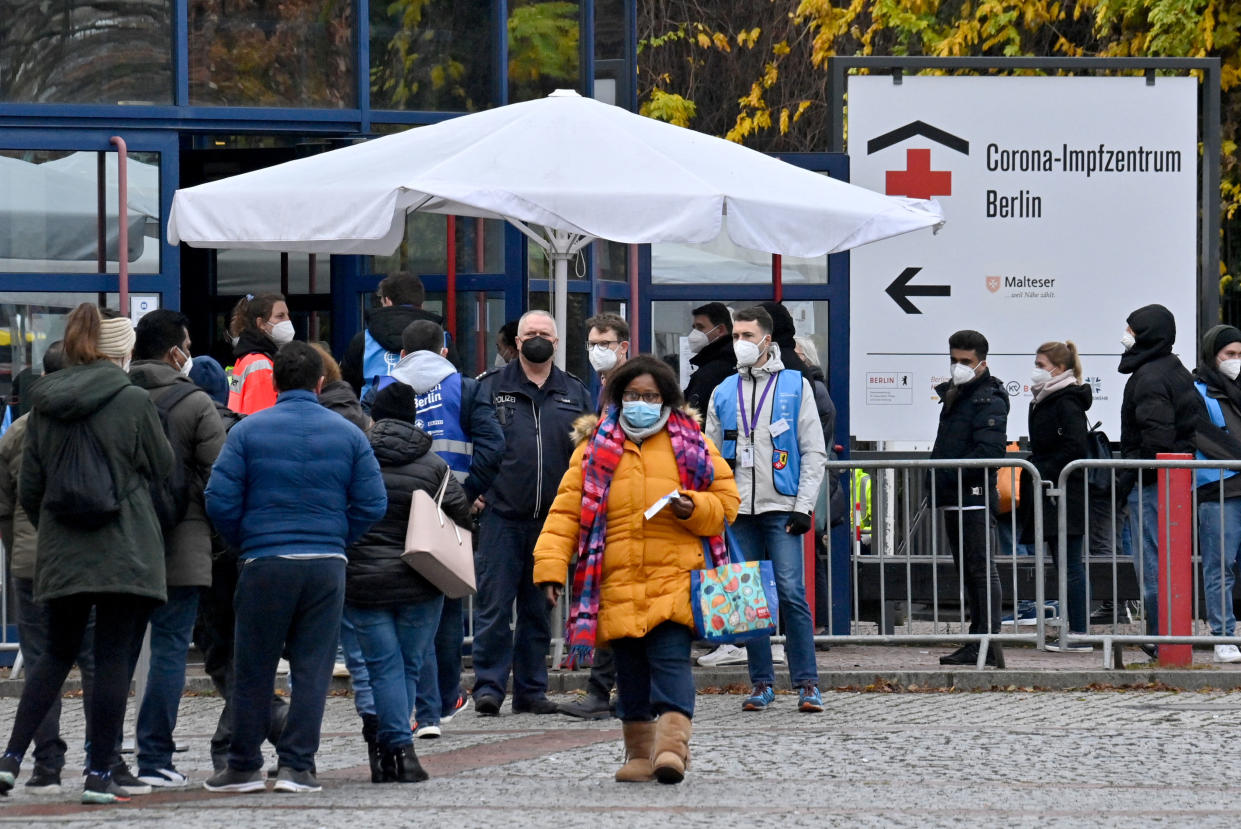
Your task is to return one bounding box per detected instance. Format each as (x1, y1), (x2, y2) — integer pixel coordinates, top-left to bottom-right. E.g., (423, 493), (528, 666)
(819, 458), (1046, 669)
(1054, 458), (1241, 667)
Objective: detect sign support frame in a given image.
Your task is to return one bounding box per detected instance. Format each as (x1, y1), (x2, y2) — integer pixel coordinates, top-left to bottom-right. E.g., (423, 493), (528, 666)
(828, 56), (1222, 338)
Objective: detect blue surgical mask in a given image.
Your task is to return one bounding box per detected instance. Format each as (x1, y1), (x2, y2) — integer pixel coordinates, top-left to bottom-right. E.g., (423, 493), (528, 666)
(621, 401), (662, 429)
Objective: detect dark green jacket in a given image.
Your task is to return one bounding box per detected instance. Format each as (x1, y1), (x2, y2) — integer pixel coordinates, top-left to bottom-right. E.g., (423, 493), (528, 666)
(20, 360), (174, 603)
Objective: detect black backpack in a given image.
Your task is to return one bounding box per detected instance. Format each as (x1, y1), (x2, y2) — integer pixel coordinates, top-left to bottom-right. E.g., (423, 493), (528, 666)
(1085, 419), (1114, 493)
(42, 417), (123, 530)
(150, 383), (203, 535)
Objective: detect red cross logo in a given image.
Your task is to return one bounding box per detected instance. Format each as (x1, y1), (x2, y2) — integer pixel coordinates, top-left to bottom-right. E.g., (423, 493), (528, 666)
(885, 148), (952, 199)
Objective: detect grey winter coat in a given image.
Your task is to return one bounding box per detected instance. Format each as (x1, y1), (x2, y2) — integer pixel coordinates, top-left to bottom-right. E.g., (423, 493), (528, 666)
(129, 360), (226, 587)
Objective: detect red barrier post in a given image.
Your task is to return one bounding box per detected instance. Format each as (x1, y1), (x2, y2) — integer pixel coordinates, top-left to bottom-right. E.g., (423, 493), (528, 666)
(1157, 452), (1194, 667)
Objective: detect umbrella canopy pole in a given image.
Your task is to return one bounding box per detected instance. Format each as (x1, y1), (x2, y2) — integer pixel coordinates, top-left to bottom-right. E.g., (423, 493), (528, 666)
(507, 220), (594, 369)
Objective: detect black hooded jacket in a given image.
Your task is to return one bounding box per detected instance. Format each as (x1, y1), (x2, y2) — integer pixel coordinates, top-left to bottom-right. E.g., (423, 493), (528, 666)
(341, 305), (462, 395)
(1192, 324), (1241, 499)
(345, 419), (472, 608)
(232, 327), (277, 361)
(1117, 304), (1204, 495)
(684, 333), (737, 412)
(1019, 382), (1092, 542)
(930, 369), (1010, 507)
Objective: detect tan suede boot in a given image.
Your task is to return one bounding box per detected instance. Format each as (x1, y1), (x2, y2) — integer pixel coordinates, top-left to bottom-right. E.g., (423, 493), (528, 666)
(651, 711), (691, 785)
(614, 721), (656, 783)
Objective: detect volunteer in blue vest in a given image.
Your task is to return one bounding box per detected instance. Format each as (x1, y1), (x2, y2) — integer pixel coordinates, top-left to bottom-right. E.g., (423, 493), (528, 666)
(340, 272), (461, 396)
(1192, 325), (1241, 664)
(384, 319), (504, 736)
(556, 313), (632, 721)
(704, 305), (827, 713)
(470, 310), (591, 716)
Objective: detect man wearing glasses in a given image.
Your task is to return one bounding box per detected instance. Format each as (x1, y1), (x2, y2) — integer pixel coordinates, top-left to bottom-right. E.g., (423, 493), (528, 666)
(471, 310), (591, 716)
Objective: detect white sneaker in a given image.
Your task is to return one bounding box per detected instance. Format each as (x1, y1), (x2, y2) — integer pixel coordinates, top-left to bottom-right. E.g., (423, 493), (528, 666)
(276, 659), (291, 675)
(770, 643), (786, 664)
(137, 767), (189, 788)
(697, 644), (748, 667)
(331, 662), (350, 678)
(414, 723), (441, 739)
(1214, 644), (1241, 663)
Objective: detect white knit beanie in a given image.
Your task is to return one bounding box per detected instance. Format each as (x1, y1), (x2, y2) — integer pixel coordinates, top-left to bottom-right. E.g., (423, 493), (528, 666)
(98, 316), (136, 360)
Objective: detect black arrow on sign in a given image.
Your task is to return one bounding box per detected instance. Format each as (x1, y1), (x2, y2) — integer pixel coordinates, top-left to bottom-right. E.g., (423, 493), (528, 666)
(886, 267), (950, 314)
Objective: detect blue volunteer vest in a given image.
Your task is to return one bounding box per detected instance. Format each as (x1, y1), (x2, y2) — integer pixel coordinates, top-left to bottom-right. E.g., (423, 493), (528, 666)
(362, 331), (400, 389)
(713, 369), (803, 497)
(1195, 380), (1239, 487)
(415, 373), (473, 477)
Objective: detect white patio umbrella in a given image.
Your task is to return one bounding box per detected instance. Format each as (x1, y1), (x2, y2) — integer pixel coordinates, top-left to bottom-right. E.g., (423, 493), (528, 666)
(168, 89), (944, 367)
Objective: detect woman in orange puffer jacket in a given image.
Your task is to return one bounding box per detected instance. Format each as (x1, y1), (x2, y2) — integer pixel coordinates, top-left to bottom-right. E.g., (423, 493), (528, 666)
(534, 356), (738, 786)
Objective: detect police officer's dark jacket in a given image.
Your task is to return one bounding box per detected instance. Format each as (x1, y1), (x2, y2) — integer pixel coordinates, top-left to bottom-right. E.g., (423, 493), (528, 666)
(473, 358), (590, 521)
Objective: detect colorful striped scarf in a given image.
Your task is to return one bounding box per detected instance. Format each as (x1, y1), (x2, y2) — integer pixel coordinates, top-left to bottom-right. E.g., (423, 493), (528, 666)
(565, 407), (727, 667)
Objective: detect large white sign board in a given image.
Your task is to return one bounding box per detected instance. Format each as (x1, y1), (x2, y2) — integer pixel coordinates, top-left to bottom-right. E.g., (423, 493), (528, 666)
(848, 76), (1197, 443)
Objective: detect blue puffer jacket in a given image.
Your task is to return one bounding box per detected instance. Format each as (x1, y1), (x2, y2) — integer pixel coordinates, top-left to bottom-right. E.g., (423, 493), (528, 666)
(205, 390), (388, 559)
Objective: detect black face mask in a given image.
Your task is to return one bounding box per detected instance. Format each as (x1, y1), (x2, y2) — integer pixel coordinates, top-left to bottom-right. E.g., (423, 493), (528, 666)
(520, 336), (555, 364)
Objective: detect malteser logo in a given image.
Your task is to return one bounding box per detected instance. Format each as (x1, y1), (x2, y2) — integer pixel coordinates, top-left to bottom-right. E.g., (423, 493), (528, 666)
(867, 121), (970, 200)
(986, 276), (1001, 293)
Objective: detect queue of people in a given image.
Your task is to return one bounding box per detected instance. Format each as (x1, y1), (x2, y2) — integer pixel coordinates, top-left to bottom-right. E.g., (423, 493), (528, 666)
(3, 284), (1241, 803)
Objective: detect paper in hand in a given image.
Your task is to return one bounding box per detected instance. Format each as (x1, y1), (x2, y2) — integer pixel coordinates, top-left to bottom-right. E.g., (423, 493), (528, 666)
(644, 489), (682, 521)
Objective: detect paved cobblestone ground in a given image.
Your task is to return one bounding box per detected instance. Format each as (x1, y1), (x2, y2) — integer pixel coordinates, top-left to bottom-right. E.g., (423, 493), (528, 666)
(0, 687), (1238, 827)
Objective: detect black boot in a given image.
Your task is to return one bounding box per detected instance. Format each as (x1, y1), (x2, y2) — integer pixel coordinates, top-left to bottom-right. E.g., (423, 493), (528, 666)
(361, 714), (384, 784)
(939, 643), (979, 665)
(392, 745), (428, 783)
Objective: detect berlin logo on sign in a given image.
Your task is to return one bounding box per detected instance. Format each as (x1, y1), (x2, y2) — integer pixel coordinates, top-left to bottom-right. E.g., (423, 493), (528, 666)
(986, 276), (1001, 293)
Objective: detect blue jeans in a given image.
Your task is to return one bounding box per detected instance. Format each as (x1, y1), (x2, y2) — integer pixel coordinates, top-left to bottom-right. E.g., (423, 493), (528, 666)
(472, 513), (551, 704)
(415, 597), (465, 726)
(136, 586), (201, 773)
(1198, 496), (1241, 637)
(1127, 484), (1159, 635)
(731, 512), (819, 687)
(339, 614), (375, 717)
(611, 621), (695, 721)
(344, 599), (443, 749)
(1060, 535), (1087, 634)
(229, 556), (344, 773)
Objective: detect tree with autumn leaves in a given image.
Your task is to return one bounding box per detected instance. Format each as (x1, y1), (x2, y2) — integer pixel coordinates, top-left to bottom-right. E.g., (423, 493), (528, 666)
(638, 0), (1241, 304)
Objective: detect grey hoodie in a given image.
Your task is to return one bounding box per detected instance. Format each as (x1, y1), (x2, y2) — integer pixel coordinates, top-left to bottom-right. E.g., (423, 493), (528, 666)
(391, 350), (456, 394)
(705, 344), (827, 516)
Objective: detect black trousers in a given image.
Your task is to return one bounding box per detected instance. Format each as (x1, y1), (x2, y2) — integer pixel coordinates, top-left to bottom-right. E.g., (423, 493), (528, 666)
(195, 553), (287, 769)
(5, 593), (153, 772)
(586, 647), (616, 700)
(943, 510), (1002, 635)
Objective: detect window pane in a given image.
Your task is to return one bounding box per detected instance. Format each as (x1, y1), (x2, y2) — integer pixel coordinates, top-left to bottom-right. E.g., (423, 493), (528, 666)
(425, 290), (507, 377)
(370, 0), (494, 111)
(371, 212), (448, 275)
(189, 0), (355, 107)
(1, 1), (172, 104)
(0, 150), (161, 275)
(593, 240), (629, 282)
(509, 0), (580, 103)
(214, 251), (327, 295)
(594, 0), (625, 60)
(455, 218), (506, 274)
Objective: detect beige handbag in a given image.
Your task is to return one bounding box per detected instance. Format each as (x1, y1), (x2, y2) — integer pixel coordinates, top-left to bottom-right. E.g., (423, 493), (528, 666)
(400, 469), (476, 598)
